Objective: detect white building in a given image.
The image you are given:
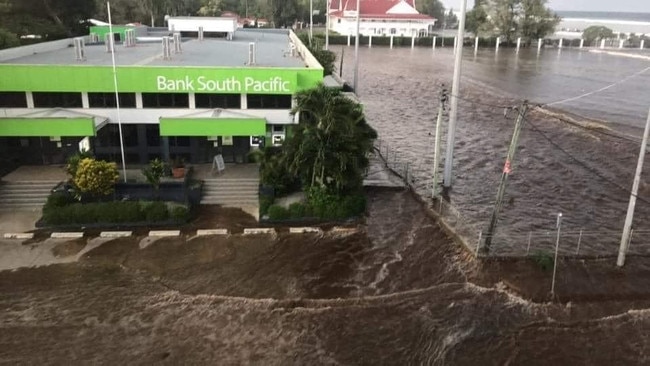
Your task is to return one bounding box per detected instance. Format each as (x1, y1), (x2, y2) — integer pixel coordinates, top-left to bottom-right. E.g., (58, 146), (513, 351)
(329, 0), (436, 37)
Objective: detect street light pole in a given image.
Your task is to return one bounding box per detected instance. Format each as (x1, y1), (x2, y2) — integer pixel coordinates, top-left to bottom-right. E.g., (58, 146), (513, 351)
(107, 1), (127, 183)
(443, 0), (468, 188)
(309, 0), (314, 44)
(325, 0), (330, 50)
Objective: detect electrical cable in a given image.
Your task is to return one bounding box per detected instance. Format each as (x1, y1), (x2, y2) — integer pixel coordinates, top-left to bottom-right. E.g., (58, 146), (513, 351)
(449, 92), (515, 110)
(543, 65), (650, 107)
(525, 117), (650, 207)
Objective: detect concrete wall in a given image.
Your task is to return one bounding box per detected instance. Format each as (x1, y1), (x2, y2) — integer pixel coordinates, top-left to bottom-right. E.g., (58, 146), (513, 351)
(0, 38), (87, 63)
(288, 30), (323, 71)
(168, 17), (237, 33)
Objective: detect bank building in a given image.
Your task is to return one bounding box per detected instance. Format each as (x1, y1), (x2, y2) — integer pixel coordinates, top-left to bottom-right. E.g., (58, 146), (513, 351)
(0, 17), (324, 166)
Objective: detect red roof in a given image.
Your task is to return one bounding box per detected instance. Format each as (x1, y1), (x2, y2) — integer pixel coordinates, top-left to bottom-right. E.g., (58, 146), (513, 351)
(329, 0), (433, 19)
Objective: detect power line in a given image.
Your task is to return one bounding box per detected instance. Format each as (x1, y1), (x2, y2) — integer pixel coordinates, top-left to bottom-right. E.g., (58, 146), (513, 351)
(450, 92), (515, 110)
(544, 65), (650, 107)
(525, 118), (650, 207)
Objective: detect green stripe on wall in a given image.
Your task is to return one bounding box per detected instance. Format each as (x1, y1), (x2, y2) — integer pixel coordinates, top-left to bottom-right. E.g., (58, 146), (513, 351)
(159, 118), (267, 136)
(0, 118), (95, 136)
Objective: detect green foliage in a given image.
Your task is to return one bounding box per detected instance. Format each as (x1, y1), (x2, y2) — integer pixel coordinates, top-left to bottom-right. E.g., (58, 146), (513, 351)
(288, 202), (309, 218)
(73, 158), (119, 197)
(300, 34), (337, 76)
(142, 158), (166, 191)
(473, 0), (560, 42)
(66, 150), (94, 179)
(532, 250), (554, 271)
(259, 195), (274, 216)
(144, 201), (169, 221)
(267, 204), (290, 220)
(417, 0), (446, 29)
(307, 186), (366, 220)
(44, 191), (76, 210)
(0, 27), (19, 49)
(42, 199), (188, 225)
(169, 204), (190, 222)
(582, 25), (614, 43)
(270, 0), (299, 27)
(259, 147), (300, 196)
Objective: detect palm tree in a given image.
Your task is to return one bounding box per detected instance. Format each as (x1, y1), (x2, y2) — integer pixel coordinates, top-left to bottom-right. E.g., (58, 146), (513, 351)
(285, 84), (377, 194)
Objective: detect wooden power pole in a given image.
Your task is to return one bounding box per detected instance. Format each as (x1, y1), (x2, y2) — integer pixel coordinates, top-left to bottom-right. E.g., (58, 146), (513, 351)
(483, 102), (529, 252)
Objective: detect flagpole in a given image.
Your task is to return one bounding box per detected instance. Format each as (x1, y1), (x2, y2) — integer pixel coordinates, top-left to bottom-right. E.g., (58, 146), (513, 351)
(107, 2), (127, 183)
(325, 0), (330, 50)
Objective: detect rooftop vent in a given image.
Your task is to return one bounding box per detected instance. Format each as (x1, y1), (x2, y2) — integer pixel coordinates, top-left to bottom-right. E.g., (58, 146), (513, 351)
(104, 33), (114, 53)
(162, 36), (172, 60)
(198, 26), (204, 41)
(73, 37), (86, 61)
(89, 33), (99, 44)
(124, 29), (136, 47)
(173, 33), (182, 54)
(248, 42), (256, 65)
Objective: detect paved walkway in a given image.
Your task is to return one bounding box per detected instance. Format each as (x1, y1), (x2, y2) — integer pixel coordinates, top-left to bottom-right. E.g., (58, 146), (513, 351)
(1, 165), (68, 182)
(363, 152), (406, 188)
(0, 209), (41, 235)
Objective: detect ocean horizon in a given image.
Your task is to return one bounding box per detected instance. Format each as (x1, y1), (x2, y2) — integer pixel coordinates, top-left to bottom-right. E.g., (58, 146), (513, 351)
(555, 11), (650, 23)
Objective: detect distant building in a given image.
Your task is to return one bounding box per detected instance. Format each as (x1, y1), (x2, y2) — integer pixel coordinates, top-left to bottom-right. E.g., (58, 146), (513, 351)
(329, 0), (436, 37)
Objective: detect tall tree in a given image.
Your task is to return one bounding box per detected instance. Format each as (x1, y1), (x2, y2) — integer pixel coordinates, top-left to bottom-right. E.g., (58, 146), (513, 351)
(477, 0), (559, 43)
(270, 0), (298, 27)
(418, 0), (446, 29)
(519, 0), (559, 41)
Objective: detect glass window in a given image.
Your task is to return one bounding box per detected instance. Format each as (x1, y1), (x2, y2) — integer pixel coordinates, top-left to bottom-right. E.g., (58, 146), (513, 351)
(169, 137), (190, 147)
(88, 92), (136, 108)
(142, 93), (189, 108)
(0, 92), (27, 108)
(145, 125), (161, 147)
(33, 92), (82, 108)
(195, 94), (241, 109)
(247, 94), (292, 109)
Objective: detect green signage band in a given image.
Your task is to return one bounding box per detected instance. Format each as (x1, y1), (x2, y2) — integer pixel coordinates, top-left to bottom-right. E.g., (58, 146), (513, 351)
(0, 118), (95, 137)
(159, 118), (266, 136)
(0, 65), (323, 95)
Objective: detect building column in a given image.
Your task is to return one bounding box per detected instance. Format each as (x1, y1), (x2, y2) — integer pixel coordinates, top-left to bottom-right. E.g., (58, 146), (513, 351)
(137, 125), (148, 163)
(135, 92), (143, 109)
(26, 92), (34, 108)
(81, 92), (89, 108)
(241, 94), (248, 110)
(189, 92), (196, 109)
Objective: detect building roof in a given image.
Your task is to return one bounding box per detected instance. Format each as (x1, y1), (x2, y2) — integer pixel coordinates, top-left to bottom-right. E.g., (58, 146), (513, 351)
(0, 29), (306, 68)
(330, 0), (433, 20)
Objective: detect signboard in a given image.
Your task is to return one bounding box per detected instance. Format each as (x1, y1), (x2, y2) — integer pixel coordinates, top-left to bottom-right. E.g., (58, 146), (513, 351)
(212, 154), (225, 174)
(0, 65), (325, 95)
(250, 136), (264, 147)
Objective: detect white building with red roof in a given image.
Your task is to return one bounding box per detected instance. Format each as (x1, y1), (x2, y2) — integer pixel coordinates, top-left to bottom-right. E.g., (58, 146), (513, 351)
(329, 0), (437, 37)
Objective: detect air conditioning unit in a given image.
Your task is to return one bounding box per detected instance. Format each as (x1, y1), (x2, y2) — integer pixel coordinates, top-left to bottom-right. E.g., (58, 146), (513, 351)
(162, 36), (172, 60)
(173, 33), (182, 53)
(124, 29), (136, 47)
(73, 37), (85, 61)
(248, 42), (256, 65)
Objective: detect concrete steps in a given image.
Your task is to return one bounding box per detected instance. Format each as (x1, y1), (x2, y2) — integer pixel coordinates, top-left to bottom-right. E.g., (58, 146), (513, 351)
(0, 180), (59, 211)
(200, 178), (259, 207)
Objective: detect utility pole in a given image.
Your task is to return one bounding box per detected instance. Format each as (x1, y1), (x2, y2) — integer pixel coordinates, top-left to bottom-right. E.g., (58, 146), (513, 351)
(443, 0), (468, 188)
(617, 107), (650, 267)
(551, 212), (563, 295)
(309, 0), (314, 44)
(483, 102), (529, 252)
(353, 0), (361, 93)
(432, 86), (449, 198)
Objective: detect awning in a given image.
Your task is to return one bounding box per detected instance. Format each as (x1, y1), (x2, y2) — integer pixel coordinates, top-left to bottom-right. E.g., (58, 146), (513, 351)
(0, 109), (109, 137)
(159, 109), (267, 137)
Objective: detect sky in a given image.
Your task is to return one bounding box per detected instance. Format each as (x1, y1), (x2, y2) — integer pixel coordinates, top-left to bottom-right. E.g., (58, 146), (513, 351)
(440, 0), (650, 13)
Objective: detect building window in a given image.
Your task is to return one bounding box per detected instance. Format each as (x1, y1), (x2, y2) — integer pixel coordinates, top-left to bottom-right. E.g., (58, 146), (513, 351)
(390, 28), (396, 35)
(145, 125), (161, 147)
(88, 92), (136, 108)
(195, 94), (241, 109)
(142, 93), (189, 108)
(33, 92), (82, 108)
(0, 92), (27, 108)
(247, 94), (292, 109)
(169, 137), (190, 147)
(96, 124), (138, 148)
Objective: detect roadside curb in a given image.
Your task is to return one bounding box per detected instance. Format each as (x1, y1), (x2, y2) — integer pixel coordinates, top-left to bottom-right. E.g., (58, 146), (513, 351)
(3, 233), (34, 240)
(243, 228), (276, 235)
(289, 227), (322, 234)
(100, 231), (133, 238)
(148, 230), (181, 237)
(51, 232), (84, 239)
(196, 229), (229, 236)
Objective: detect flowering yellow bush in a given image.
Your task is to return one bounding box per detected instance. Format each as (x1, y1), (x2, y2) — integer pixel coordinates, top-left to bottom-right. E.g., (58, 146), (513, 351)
(73, 158), (119, 196)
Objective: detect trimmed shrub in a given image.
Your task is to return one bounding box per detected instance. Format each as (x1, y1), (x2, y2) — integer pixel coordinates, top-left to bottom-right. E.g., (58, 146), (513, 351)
(260, 195), (274, 216)
(288, 202), (309, 218)
(268, 204), (290, 220)
(74, 158), (119, 196)
(170, 204), (190, 222)
(144, 201), (169, 222)
(45, 191), (75, 209)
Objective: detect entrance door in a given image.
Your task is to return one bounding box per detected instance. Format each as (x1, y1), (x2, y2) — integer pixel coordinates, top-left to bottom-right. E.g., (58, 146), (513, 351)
(219, 136), (250, 163)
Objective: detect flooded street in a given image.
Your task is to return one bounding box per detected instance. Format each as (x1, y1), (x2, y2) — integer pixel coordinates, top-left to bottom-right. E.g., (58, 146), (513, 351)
(3, 190), (650, 364)
(339, 46), (650, 255)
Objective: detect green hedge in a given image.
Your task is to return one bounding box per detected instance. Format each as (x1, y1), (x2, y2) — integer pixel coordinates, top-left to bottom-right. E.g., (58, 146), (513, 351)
(43, 193), (190, 225)
(265, 189), (366, 221)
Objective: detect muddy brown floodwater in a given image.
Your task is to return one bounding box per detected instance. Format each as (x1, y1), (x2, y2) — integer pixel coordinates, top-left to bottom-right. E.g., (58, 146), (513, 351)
(339, 46), (650, 256)
(2, 189), (650, 364)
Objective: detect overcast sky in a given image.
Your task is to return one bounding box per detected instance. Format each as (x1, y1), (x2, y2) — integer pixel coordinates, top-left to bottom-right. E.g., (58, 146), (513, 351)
(440, 0), (650, 13)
